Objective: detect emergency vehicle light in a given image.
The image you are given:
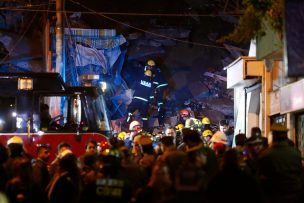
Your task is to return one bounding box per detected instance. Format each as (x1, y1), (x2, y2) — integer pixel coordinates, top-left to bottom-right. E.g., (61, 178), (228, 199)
(18, 78), (33, 90)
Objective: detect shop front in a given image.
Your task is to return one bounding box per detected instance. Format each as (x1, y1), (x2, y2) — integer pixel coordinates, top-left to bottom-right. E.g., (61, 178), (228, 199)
(281, 79), (304, 157)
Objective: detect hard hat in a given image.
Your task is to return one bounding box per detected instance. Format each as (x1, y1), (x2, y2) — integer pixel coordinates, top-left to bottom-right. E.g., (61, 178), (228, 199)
(144, 70), (152, 77)
(147, 59), (156, 66)
(7, 136), (23, 145)
(210, 131), (227, 144)
(202, 129), (213, 137)
(118, 131), (127, 140)
(175, 123), (184, 131)
(129, 120), (141, 131)
(179, 109), (190, 117)
(202, 117), (210, 125)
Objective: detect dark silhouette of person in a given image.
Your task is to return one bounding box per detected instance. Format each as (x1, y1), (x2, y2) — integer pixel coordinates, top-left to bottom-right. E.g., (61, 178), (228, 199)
(40, 103), (52, 130)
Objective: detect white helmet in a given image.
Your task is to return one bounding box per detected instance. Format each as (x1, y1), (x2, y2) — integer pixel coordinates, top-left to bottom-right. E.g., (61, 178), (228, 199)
(129, 120), (141, 131)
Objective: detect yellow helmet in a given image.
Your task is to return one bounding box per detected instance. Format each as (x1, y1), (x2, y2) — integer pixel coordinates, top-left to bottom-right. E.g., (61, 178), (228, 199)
(147, 59), (156, 66)
(7, 136), (23, 145)
(202, 129), (213, 137)
(175, 123), (184, 131)
(144, 70), (152, 77)
(118, 131), (127, 140)
(202, 117), (210, 125)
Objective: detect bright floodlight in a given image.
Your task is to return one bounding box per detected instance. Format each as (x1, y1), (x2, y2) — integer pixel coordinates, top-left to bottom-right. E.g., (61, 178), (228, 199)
(100, 81), (107, 92)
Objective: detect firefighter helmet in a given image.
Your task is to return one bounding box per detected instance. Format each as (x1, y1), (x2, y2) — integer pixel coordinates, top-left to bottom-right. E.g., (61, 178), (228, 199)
(129, 120), (142, 131)
(7, 136), (23, 145)
(144, 70), (152, 77)
(202, 129), (213, 137)
(175, 123), (184, 131)
(118, 131), (127, 140)
(202, 117), (210, 125)
(147, 59), (156, 67)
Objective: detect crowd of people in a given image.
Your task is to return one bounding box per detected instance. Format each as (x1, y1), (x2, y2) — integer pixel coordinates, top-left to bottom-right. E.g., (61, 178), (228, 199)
(0, 113), (303, 203)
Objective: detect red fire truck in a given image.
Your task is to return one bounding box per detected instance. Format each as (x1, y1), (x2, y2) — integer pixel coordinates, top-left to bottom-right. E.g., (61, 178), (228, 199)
(0, 72), (109, 161)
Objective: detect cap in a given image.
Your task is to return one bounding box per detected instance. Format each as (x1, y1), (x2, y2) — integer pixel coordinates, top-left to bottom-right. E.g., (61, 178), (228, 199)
(210, 131), (227, 144)
(7, 136), (23, 145)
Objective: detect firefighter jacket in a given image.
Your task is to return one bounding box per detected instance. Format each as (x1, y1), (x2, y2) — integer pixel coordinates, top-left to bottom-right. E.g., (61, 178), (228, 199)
(131, 74), (154, 104)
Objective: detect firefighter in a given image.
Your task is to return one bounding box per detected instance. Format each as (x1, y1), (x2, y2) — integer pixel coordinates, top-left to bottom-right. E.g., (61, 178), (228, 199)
(175, 123), (184, 148)
(146, 60), (168, 126)
(80, 148), (132, 203)
(201, 117), (211, 131)
(202, 129), (213, 147)
(124, 120), (142, 150)
(185, 117), (202, 131)
(127, 67), (154, 130)
(177, 109), (191, 125)
(129, 120), (143, 139)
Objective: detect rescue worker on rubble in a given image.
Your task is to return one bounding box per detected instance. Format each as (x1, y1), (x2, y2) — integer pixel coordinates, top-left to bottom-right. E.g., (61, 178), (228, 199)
(185, 117), (202, 132)
(146, 60), (168, 126)
(127, 59), (168, 130)
(127, 63), (154, 129)
(202, 129), (213, 147)
(177, 109), (191, 126)
(201, 117), (211, 132)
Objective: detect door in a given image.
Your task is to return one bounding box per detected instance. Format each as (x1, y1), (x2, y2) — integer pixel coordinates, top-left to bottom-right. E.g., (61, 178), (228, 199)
(296, 114), (304, 158)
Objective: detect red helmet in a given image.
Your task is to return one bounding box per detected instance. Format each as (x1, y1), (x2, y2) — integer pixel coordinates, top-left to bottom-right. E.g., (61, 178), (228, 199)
(179, 109), (190, 117)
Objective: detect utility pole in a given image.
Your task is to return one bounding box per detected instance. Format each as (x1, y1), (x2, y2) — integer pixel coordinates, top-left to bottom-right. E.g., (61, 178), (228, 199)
(56, 0), (65, 80)
(53, 0), (65, 118)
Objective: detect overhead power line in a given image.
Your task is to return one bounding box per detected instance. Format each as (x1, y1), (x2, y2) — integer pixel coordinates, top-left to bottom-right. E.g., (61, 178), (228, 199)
(68, 0), (227, 49)
(0, 4), (242, 17)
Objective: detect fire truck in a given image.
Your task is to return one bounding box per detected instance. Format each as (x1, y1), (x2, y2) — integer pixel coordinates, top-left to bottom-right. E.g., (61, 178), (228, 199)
(0, 72), (109, 160)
